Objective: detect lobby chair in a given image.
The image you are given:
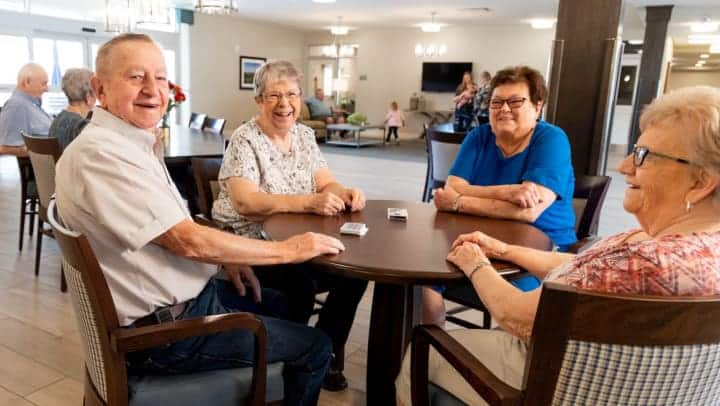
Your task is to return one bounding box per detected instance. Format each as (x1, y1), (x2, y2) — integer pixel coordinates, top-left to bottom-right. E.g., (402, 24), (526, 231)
(443, 175), (612, 329)
(412, 282), (720, 406)
(203, 117), (226, 134)
(422, 125), (465, 202)
(47, 199), (284, 406)
(22, 132), (67, 292)
(190, 157), (222, 227)
(16, 155), (39, 251)
(188, 112), (207, 130)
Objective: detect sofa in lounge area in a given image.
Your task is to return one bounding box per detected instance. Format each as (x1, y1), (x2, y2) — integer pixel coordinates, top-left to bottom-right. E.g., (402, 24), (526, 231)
(299, 101), (326, 141)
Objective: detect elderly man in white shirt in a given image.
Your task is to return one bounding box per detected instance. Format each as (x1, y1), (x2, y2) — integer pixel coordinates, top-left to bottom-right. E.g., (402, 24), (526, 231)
(54, 33), (344, 406)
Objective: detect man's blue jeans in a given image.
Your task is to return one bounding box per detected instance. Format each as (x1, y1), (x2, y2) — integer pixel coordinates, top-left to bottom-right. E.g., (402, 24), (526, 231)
(126, 278), (332, 406)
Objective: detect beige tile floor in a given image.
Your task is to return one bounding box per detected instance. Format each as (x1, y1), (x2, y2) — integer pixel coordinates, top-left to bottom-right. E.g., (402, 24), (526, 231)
(0, 137), (636, 405)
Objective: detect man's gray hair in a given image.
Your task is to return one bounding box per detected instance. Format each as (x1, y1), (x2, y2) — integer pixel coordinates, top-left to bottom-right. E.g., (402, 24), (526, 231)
(95, 33), (156, 78)
(61, 68), (94, 103)
(253, 60), (303, 98)
(16, 63), (46, 86)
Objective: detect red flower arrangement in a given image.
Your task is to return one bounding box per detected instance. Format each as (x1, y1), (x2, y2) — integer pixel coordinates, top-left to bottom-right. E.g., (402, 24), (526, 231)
(161, 81), (187, 128)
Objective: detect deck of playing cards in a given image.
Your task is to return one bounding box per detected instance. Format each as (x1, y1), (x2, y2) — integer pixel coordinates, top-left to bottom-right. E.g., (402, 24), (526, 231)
(340, 222), (368, 236)
(387, 208), (409, 221)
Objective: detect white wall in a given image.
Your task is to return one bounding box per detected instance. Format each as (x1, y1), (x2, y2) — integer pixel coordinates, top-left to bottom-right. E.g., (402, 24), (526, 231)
(304, 25), (555, 130)
(666, 70), (720, 90)
(189, 13), (306, 132)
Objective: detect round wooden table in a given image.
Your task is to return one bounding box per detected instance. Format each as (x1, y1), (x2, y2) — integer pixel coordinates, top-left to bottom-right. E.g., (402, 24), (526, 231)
(263, 200), (552, 405)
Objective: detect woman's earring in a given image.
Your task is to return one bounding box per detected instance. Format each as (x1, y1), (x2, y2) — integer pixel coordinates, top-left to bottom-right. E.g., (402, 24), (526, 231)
(685, 200), (693, 212)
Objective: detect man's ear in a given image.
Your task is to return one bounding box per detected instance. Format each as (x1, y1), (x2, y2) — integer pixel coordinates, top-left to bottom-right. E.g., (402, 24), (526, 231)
(91, 76), (105, 107)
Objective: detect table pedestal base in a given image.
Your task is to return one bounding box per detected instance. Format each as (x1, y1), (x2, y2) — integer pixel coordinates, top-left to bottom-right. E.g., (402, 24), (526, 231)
(366, 283), (421, 405)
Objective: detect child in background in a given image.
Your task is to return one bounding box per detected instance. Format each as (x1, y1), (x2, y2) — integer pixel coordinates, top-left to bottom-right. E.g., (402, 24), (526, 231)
(384, 101), (406, 143)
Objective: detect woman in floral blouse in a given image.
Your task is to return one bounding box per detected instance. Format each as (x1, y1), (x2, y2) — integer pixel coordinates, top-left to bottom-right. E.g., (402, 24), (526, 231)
(397, 86), (720, 405)
(212, 60), (367, 391)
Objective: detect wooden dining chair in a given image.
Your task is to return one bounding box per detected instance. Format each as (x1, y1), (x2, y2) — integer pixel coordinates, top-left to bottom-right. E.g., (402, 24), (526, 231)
(22, 132), (67, 291)
(412, 282), (720, 406)
(422, 125), (466, 202)
(188, 112), (207, 130)
(443, 174), (612, 329)
(47, 198), (284, 406)
(203, 117), (226, 134)
(16, 155), (39, 251)
(190, 157), (222, 226)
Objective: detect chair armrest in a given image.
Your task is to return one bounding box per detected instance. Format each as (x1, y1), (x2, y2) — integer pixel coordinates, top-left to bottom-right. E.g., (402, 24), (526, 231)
(114, 312), (268, 406)
(567, 235), (601, 254)
(411, 325), (521, 406)
(194, 214), (220, 229)
(113, 313), (263, 353)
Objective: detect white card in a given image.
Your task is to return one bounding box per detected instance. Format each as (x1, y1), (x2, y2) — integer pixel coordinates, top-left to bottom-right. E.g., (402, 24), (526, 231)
(387, 208), (408, 221)
(340, 222), (368, 236)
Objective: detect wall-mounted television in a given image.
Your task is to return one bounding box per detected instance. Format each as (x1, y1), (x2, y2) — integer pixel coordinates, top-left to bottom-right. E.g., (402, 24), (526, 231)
(421, 62), (472, 92)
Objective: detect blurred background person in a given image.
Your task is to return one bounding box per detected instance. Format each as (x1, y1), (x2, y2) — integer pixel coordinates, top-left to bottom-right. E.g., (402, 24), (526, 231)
(48, 68), (95, 153)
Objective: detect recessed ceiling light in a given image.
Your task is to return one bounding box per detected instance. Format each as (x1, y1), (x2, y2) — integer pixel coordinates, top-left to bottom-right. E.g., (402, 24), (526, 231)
(700, 53), (710, 59)
(691, 17), (719, 33)
(312, 0), (336, 3)
(529, 19), (555, 29)
(628, 39), (643, 45)
(697, 60), (706, 65)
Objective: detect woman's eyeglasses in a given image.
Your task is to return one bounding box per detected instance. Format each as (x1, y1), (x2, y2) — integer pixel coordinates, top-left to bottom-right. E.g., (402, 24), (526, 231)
(632, 145), (692, 167)
(262, 90), (302, 103)
(489, 97), (527, 110)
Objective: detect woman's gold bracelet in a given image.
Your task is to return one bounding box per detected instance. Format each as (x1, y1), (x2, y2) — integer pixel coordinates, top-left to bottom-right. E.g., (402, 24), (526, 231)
(451, 194), (462, 212)
(468, 261), (492, 280)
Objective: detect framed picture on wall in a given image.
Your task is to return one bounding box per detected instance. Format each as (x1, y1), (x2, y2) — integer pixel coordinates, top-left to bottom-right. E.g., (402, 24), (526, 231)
(239, 56), (266, 90)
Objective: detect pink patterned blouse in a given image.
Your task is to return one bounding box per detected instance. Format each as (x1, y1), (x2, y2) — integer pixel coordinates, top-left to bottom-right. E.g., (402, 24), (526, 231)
(545, 229), (720, 296)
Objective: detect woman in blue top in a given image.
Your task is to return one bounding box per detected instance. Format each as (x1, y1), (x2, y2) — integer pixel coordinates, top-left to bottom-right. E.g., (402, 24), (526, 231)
(424, 66), (577, 325)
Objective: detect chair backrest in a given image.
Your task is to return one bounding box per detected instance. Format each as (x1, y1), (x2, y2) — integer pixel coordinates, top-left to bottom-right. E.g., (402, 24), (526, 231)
(523, 282), (720, 405)
(191, 157), (223, 220)
(571, 175), (611, 239)
(189, 112), (207, 130)
(203, 117), (226, 134)
(47, 199), (128, 406)
(423, 125), (466, 202)
(22, 133), (61, 219)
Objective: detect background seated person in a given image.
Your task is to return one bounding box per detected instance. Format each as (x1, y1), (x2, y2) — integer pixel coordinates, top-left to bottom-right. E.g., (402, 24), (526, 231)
(425, 66), (576, 325)
(0, 63), (51, 156)
(56, 34), (344, 405)
(48, 68), (96, 153)
(397, 85), (720, 406)
(212, 60), (367, 391)
(305, 87), (345, 124)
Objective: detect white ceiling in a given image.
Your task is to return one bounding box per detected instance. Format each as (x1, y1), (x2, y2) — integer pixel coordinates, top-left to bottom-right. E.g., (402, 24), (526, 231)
(171, 0), (720, 39)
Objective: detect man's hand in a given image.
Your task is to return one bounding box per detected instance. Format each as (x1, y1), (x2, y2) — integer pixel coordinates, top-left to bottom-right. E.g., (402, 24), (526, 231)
(340, 188), (366, 212)
(281, 232), (345, 263)
(451, 231), (509, 259)
(501, 183), (541, 208)
(447, 242), (492, 277)
(306, 192), (346, 215)
(223, 265), (262, 303)
(433, 185), (461, 212)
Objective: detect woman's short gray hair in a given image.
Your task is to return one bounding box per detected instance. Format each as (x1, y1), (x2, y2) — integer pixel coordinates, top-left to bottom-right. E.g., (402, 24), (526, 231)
(253, 60), (303, 97)
(640, 86), (720, 196)
(61, 68), (94, 103)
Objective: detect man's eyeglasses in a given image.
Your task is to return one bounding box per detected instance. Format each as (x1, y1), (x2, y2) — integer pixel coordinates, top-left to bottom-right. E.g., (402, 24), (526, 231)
(489, 97), (528, 110)
(262, 90), (302, 103)
(632, 145), (692, 167)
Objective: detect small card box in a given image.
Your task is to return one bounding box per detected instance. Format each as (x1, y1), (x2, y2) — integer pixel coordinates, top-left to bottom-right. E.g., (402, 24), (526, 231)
(340, 222), (368, 236)
(387, 208), (408, 221)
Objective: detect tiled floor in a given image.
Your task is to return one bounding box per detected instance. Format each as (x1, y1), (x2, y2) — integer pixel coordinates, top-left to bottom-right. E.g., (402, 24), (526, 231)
(0, 131), (636, 405)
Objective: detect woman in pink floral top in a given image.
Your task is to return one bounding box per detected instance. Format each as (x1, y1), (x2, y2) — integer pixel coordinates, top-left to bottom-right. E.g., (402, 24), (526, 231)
(396, 86), (720, 406)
